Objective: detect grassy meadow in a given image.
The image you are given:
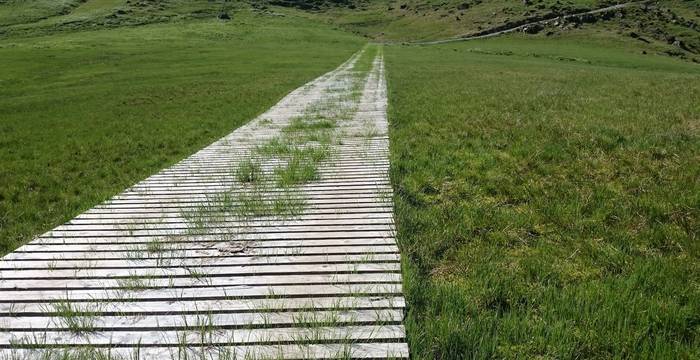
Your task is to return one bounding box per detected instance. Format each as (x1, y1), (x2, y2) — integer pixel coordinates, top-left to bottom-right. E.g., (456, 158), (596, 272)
(0, 9), (363, 254)
(385, 34), (699, 358)
(2, 0), (699, 358)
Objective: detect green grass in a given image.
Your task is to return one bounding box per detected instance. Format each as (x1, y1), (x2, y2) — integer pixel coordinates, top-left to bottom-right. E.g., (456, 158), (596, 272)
(49, 300), (100, 333)
(235, 159), (264, 183)
(0, 0), (83, 27)
(234, 190), (270, 218)
(116, 275), (151, 291)
(0, 9), (363, 255)
(233, 187), (306, 218)
(255, 137), (333, 188)
(145, 238), (164, 254)
(256, 138), (296, 157)
(283, 116), (336, 144)
(386, 35), (699, 358)
(275, 155), (320, 187)
(0, 0), (241, 37)
(271, 190), (307, 217)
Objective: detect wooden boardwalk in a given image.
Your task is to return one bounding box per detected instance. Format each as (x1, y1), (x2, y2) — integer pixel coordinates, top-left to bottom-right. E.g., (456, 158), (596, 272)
(0, 50), (408, 359)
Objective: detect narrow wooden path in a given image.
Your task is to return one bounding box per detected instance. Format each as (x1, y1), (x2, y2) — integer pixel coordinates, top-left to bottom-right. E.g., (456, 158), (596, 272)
(0, 49), (408, 359)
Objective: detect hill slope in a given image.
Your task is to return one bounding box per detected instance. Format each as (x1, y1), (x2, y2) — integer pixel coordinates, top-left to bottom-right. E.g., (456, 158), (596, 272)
(301, 0), (699, 61)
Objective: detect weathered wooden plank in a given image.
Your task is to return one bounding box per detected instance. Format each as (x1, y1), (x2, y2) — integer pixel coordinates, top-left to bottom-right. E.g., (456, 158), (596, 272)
(3, 244), (399, 260)
(78, 206), (394, 217)
(0, 253), (400, 270)
(78, 206), (393, 215)
(2, 296), (403, 315)
(127, 183), (392, 192)
(67, 212), (393, 226)
(0, 283), (403, 302)
(0, 273), (401, 291)
(155, 165), (390, 174)
(105, 194), (389, 203)
(94, 200), (392, 210)
(16, 238), (398, 253)
(128, 181), (391, 190)
(0, 263), (400, 280)
(145, 172), (390, 182)
(143, 165), (392, 174)
(56, 228), (389, 240)
(35, 230), (395, 243)
(1, 325), (406, 347)
(170, 158), (390, 168)
(114, 190), (392, 200)
(0, 342), (409, 360)
(1, 309), (404, 332)
(89, 203), (392, 213)
(0, 296), (405, 317)
(53, 217), (393, 232)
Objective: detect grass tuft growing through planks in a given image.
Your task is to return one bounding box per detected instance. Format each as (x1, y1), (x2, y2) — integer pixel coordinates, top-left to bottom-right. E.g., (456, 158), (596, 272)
(283, 116), (337, 133)
(116, 275), (154, 292)
(48, 300), (102, 334)
(275, 155), (320, 187)
(145, 238), (164, 254)
(234, 186), (307, 219)
(235, 159), (263, 184)
(234, 190), (269, 219)
(271, 190), (307, 218)
(256, 138), (295, 158)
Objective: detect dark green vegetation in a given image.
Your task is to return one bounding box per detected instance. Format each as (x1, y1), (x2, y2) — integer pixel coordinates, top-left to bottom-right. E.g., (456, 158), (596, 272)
(386, 34), (699, 358)
(0, 4), (363, 254)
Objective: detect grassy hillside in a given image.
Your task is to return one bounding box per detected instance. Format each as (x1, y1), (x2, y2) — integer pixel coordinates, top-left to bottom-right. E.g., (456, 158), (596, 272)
(0, 0), (241, 37)
(0, 7), (363, 255)
(385, 33), (699, 358)
(318, 1), (695, 39)
(0, 0), (85, 27)
(303, 0), (699, 62)
(320, 0), (607, 40)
